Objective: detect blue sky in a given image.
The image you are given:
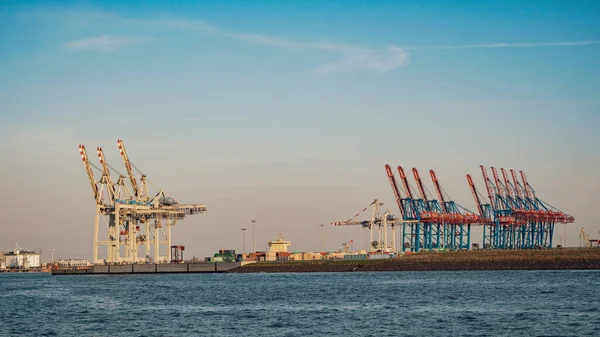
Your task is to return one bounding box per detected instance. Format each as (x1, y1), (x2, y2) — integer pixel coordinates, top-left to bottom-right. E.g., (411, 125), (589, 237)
(1, 1), (599, 259)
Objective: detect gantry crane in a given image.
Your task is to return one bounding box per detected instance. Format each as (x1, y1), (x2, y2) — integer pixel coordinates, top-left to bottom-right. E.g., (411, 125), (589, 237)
(412, 167), (445, 250)
(341, 240), (354, 253)
(385, 165), (424, 252)
(384, 165), (447, 252)
(429, 169), (480, 250)
(467, 173), (494, 248)
(331, 199), (400, 252)
(79, 140), (207, 264)
(469, 165), (574, 250)
(579, 228), (592, 248)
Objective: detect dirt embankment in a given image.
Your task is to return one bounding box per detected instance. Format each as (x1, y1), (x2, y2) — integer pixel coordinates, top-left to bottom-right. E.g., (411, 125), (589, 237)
(229, 249), (600, 273)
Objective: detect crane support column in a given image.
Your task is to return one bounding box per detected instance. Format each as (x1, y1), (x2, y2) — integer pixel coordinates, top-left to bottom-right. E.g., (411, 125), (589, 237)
(94, 204), (100, 264)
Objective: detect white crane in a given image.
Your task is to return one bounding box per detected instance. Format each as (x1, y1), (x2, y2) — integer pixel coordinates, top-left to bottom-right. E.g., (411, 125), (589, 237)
(579, 228), (592, 248)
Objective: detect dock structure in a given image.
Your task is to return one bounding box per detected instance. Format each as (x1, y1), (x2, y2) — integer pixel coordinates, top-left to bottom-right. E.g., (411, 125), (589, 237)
(51, 262), (242, 275)
(78, 140), (206, 265)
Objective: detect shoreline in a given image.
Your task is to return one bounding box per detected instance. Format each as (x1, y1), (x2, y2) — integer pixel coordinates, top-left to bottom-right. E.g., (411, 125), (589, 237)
(229, 249), (600, 273)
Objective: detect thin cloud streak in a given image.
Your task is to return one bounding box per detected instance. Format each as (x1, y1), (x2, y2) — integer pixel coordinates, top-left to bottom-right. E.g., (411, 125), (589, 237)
(58, 13), (409, 72)
(127, 17), (409, 72)
(404, 40), (600, 51)
(65, 35), (149, 51)
(56, 11), (598, 71)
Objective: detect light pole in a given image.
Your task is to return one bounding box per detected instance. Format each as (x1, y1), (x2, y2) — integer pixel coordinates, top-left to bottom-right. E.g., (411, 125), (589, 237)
(320, 224), (325, 252)
(48, 248), (56, 263)
(251, 220), (257, 253)
(241, 228), (247, 254)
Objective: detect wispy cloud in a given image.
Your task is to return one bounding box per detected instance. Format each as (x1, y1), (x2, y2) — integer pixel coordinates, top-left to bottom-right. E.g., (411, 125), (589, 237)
(178, 116), (250, 122)
(52, 11), (599, 71)
(55, 13), (408, 72)
(404, 41), (600, 51)
(65, 35), (148, 51)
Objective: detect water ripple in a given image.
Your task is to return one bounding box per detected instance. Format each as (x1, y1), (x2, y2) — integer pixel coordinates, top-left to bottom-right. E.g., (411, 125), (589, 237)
(1, 270), (599, 336)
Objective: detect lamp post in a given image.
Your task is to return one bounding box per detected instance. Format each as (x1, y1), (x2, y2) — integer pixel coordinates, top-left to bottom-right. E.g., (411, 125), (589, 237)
(251, 220), (257, 253)
(320, 224), (325, 252)
(48, 248), (56, 263)
(241, 228), (247, 254)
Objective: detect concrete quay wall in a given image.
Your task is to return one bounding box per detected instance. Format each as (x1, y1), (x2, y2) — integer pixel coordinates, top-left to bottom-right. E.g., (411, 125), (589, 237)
(51, 262), (239, 275)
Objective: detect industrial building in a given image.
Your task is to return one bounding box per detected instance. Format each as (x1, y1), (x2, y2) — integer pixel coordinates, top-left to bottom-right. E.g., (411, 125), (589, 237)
(4, 248), (41, 270)
(234, 234), (382, 262)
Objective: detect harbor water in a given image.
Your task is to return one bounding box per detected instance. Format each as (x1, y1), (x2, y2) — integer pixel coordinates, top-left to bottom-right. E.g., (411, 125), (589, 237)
(1, 270), (599, 336)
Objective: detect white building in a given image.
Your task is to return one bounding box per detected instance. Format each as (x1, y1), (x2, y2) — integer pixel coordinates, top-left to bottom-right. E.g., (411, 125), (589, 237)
(5, 248), (41, 269)
(55, 259), (91, 268)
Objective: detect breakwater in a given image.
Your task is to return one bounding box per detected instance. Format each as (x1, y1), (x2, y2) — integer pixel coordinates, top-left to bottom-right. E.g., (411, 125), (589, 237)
(230, 249), (600, 273)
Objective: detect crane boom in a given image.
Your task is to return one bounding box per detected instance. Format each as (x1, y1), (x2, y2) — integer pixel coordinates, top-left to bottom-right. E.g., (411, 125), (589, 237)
(500, 168), (515, 198)
(97, 147), (117, 200)
(466, 174), (484, 217)
(117, 139), (139, 198)
(490, 167), (506, 198)
(385, 165), (405, 218)
(397, 166), (414, 199)
(398, 166), (418, 218)
(412, 168), (429, 202)
(429, 169), (447, 212)
(79, 145), (99, 202)
(480, 166), (496, 212)
(510, 169), (524, 198)
(520, 170), (533, 199)
(331, 221), (371, 227)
